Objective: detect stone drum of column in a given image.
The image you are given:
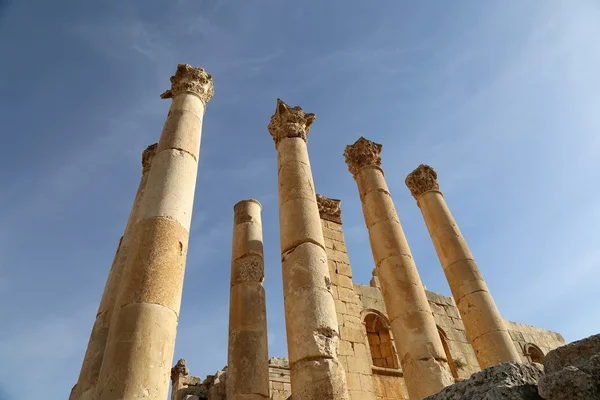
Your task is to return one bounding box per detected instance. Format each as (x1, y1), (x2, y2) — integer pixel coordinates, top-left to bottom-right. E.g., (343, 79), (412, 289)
(227, 199), (269, 400)
(96, 64), (213, 400)
(268, 99), (349, 400)
(70, 143), (157, 400)
(344, 137), (454, 399)
(405, 164), (520, 368)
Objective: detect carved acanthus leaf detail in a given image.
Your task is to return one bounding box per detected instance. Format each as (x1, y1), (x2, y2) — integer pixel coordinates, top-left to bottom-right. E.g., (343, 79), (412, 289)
(316, 194), (342, 224)
(405, 164), (440, 199)
(160, 64), (214, 105)
(343, 137), (383, 175)
(267, 99), (316, 147)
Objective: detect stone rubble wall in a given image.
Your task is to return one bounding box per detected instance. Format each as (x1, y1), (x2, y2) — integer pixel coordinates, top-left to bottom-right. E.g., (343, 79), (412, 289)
(354, 284), (565, 383)
(505, 320), (566, 362)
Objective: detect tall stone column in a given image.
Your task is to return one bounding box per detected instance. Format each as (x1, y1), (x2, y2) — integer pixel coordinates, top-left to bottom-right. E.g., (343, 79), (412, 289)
(405, 164), (520, 368)
(70, 143), (157, 400)
(344, 137), (454, 400)
(227, 199), (269, 400)
(96, 64), (213, 400)
(268, 99), (349, 400)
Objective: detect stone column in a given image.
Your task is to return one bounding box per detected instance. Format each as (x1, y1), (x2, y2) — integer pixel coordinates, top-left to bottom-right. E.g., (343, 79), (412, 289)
(227, 199), (269, 400)
(405, 164), (521, 368)
(96, 64), (213, 400)
(268, 99), (349, 400)
(70, 143), (157, 400)
(344, 137), (454, 400)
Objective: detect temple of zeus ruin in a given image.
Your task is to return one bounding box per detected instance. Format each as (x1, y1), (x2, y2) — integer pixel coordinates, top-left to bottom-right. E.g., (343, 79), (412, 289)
(71, 64), (566, 400)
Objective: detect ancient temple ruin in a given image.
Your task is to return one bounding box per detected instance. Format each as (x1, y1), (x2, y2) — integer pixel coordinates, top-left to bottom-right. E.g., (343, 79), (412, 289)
(70, 64), (577, 400)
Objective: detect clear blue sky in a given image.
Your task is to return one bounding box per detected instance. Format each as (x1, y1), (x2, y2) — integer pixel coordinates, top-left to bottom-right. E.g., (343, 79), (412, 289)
(0, 1), (599, 399)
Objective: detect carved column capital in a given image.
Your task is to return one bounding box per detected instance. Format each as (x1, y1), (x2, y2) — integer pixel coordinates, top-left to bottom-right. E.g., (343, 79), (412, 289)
(141, 143), (158, 173)
(343, 136), (382, 175)
(405, 164), (440, 199)
(171, 359), (189, 383)
(160, 64), (214, 105)
(316, 194), (342, 224)
(267, 99), (316, 147)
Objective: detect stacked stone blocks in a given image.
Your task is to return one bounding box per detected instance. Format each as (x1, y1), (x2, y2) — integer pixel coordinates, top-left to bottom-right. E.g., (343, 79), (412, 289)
(317, 194), (376, 399)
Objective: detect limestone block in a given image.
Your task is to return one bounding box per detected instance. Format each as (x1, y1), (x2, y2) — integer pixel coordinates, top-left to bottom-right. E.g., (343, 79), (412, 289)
(290, 358), (349, 400)
(96, 303), (177, 400)
(278, 161), (318, 204)
(118, 217), (189, 314)
(354, 165), (388, 200)
(336, 262), (353, 277)
(538, 334), (600, 400)
(281, 243), (329, 293)
(138, 149), (198, 231)
(424, 362), (544, 400)
(322, 226), (345, 242)
(283, 286), (340, 362)
(361, 189), (400, 228)
(276, 136), (311, 168)
(278, 197), (325, 252)
(157, 94), (205, 159)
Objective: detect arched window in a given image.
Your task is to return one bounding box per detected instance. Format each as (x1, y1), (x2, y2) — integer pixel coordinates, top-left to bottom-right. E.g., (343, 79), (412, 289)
(524, 343), (544, 364)
(437, 327), (459, 380)
(364, 312), (397, 369)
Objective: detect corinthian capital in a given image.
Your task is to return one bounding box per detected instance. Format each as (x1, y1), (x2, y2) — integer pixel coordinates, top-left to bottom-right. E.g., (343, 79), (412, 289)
(267, 99), (316, 147)
(160, 64), (214, 105)
(141, 143), (158, 173)
(405, 164), (440, 199)
(343, 137), (382, 175)
(316, 194), (342, 224)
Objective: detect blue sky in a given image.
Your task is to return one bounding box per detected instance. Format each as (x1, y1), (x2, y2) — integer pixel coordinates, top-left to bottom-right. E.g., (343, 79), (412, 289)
(1, 1), (599, 399)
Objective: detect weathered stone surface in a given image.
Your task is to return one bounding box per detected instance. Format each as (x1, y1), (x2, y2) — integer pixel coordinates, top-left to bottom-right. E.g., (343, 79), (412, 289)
(425, 362), (544, 400)
(271, 99), (349, 399)
(269, 357), (290, 368)
(538, 334), (600, 400)
(345, 139), (453, 399)
(407, 164), (521, 368)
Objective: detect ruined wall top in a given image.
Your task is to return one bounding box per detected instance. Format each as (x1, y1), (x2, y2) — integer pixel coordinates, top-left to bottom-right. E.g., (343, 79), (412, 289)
(316, 194), (342, 224)
(267, 99), (316, 147)
(171, 359), (189, 382)
(405, 164), (440, 199)
(343, 136), (383, 176)
(160, 64), (214, 105)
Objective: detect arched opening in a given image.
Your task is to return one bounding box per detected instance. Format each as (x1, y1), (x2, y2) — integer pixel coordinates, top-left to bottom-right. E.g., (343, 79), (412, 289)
(364, 312), (397, 369)
(524, 343), (544, 364)
(437, 327), (459, 380)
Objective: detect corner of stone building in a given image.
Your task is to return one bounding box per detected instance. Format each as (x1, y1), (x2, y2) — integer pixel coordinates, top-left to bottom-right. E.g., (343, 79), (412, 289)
(316, 193), (377, 399)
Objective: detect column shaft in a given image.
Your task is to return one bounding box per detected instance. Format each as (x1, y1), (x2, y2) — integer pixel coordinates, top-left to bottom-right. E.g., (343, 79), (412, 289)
(70, 143), (157, 400)
(268, 99), (349, 400)
(344, 138), (454, 399)
(406, 164), (520, 368)
(227, 200), (269, 400)
(96, 64), (213, 400)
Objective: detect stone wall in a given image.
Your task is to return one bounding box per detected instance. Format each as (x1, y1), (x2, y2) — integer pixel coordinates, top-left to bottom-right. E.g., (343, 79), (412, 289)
(320, 215), (376, 399)
(173, 200), (566, 400)
(355, 282), (565, 384)
(267, 358), (292, 400)
(175, 283), (565, 400)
